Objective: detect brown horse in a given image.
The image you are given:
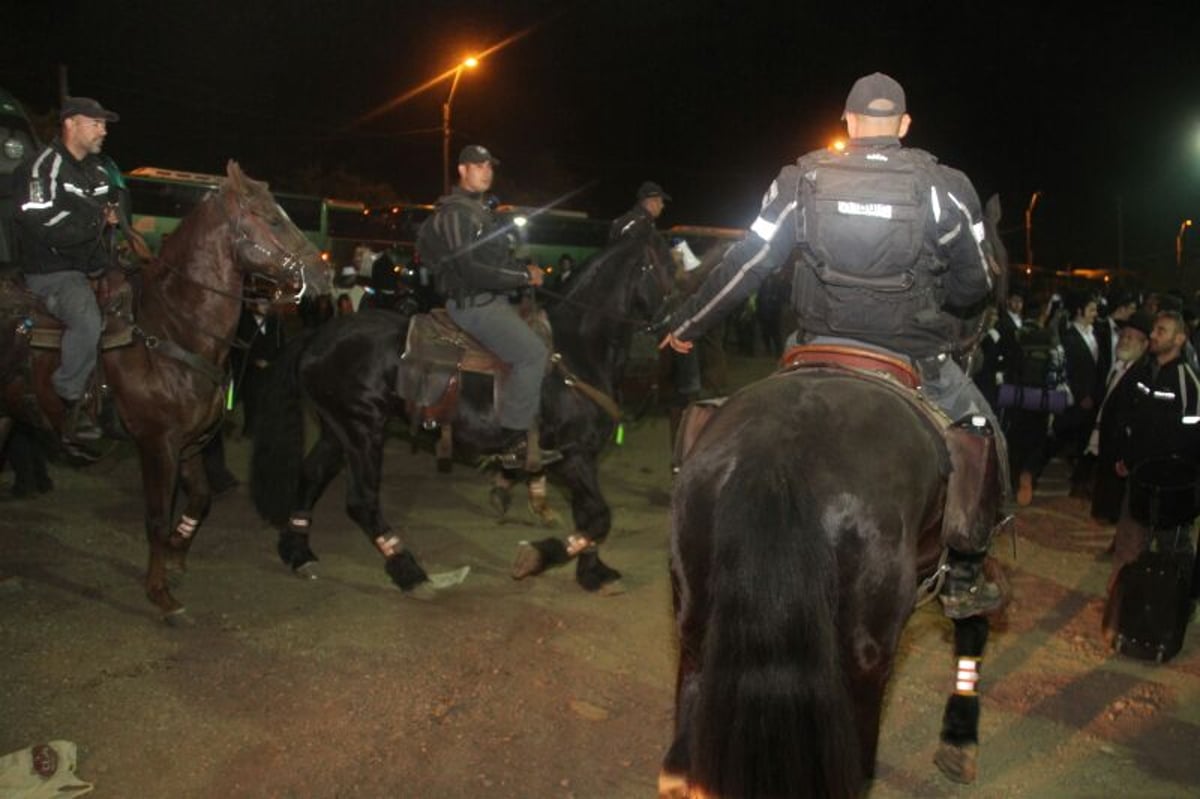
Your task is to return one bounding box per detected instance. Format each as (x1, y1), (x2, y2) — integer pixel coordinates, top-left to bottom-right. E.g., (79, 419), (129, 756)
(1, 161), (329, 623)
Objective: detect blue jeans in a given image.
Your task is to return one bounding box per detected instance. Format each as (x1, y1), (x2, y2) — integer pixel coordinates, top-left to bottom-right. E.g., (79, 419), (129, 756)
(24, 270), (101, 400)
(446, 295), (547, 430)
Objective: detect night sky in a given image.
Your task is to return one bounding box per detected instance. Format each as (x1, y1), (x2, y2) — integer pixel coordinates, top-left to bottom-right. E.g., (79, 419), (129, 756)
(5, 1), (1200, 278)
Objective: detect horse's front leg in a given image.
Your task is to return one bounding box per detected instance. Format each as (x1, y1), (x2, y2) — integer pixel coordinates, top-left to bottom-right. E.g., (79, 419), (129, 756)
(276, 429), (346, 578)
(164, 449), (213, 574)
(934, 615), (989, 784)
(138, 436), (188, 623)
(337, 417), (429, 592)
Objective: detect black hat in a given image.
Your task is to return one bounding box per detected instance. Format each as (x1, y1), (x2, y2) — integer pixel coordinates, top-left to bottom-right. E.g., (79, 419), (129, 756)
(1123, 310), (1154, 337)
(843, 72), (906, 118)
(637, 181), (671, 201)
(60, 96), (119, 122)
(458, 144), (499, 165)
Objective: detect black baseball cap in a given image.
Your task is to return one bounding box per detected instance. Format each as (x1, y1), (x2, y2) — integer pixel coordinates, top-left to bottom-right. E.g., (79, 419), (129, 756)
(459, 144), (500, 165)
(637, 181), (671, 201)
(60, 96), (120, 122)
(843, 72), (906, 118)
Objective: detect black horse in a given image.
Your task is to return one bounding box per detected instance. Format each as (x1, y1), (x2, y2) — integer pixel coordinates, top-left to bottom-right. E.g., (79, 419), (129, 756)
(250, 235), (674, 594)
(658, 197), (1010, 798)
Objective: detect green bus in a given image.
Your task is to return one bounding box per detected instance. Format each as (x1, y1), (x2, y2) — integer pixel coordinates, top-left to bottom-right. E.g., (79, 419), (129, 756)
(124, 166), (363, 269)
(495, 205), (610, 275)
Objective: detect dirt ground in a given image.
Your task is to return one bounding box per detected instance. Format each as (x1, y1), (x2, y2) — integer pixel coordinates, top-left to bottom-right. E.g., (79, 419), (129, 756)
(2, 354), (1199, 798)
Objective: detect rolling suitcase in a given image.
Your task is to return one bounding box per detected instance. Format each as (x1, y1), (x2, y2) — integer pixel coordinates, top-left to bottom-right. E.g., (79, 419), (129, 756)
(1114, 541), (1195, 663)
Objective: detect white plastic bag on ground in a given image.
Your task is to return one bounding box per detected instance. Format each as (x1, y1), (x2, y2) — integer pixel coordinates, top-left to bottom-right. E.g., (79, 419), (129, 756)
(0, 740), (93, 798)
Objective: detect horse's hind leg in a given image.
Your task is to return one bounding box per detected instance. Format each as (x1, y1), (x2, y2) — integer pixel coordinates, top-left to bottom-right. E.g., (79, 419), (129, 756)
(934, 615), (989, 784)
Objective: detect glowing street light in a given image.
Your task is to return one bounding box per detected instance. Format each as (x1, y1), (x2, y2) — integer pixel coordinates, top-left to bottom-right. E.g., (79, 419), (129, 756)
(442, 56), (479, 196)
(1024, 190), (1042, 269)
(1177, 218), (1193, 268)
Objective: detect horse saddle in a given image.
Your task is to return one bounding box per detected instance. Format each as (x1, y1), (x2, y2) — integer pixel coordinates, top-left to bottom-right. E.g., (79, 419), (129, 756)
(400, 306), (551, 426)
(25, 270), (135, 352)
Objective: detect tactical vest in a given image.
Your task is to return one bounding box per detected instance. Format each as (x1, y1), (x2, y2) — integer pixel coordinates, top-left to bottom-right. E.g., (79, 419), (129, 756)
(791, 147), (950, 347)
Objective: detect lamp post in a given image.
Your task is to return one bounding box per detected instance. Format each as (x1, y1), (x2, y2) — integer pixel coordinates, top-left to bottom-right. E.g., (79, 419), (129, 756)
(1024, 190), (1042, 270)
(442, 56), (479, 196)
(1176, 218), (1193, 268)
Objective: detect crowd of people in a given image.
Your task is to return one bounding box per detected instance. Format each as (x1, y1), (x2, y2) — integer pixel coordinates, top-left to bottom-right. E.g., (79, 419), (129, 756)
(3, 79), (1198, 647)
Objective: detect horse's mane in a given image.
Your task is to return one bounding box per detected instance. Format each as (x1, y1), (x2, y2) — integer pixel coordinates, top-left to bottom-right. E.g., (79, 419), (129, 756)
(561, 237), (644, 299)
(153, 169), (275, 276)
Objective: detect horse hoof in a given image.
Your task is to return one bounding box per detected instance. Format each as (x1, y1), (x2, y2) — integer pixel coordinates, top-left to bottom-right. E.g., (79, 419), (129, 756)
(933, 742), (978, 784)
(528, 502), (561, 528)
(511, 542), (544, 580)
(163, 608), (194, 628)
(490, 486), (513, 516)
(294, 562), (319, 580)
(598, 579), (627, 597)
(656, 771), (690, 799)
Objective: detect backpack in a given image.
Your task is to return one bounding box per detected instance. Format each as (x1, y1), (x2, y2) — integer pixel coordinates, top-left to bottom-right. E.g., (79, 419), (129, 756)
(792, 147), (941, 337)
(1016, 324), (1055, 387)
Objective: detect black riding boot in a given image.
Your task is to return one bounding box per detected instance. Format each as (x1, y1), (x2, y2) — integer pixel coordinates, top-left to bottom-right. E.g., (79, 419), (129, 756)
(939, 550), (1003, 619)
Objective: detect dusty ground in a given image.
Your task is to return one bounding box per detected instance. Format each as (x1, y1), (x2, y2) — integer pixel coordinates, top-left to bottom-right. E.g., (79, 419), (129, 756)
(2, 354), (1199, 798)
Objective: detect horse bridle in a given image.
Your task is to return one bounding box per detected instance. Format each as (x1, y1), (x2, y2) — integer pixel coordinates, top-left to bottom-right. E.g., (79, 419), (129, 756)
(226, 193), (311, 304)
(537, 241), (673, 329)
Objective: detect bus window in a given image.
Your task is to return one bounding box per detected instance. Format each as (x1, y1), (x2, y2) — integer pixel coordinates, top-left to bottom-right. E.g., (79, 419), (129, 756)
(495, 206), (610, 270)
(124, 166), (330, 256)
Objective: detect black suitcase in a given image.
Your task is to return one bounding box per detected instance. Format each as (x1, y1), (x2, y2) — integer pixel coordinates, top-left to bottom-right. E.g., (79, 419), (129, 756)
(1115, 542), (1195, 663)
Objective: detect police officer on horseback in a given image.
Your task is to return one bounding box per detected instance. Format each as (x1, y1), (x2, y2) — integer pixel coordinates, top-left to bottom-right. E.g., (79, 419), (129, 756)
(417, 144), (558, 470)
(14, 96), (122, 449)
(661, 72), (1005, 619)
(610, 181), (670, 246)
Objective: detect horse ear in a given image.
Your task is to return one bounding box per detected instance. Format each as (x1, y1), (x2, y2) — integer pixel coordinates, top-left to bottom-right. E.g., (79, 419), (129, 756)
(226, 160), (245, 193)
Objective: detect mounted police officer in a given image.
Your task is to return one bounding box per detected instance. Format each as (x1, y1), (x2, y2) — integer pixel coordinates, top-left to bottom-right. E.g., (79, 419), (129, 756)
(609, 181), (670, 246)
(661, 72), (1005, 618)
(14, 96), (122, 448)
(417, 144), (558, 470)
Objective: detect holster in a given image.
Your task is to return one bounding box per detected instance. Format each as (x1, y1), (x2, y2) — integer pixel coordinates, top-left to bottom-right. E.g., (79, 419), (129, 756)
(942, 415), (1003, 554)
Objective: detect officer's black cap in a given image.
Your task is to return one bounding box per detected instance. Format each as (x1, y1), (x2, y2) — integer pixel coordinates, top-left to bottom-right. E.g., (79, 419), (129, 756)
(459, 144), (500, 165)
(843, 72), (906, 118)
(60, 96), (119, 122)
(637, 181), (671, 202)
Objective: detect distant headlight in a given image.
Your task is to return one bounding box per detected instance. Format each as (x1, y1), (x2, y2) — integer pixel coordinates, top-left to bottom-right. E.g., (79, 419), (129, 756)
(2, 137), (24, 160)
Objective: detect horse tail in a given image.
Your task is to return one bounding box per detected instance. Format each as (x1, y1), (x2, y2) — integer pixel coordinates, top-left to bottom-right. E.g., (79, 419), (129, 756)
(689, 461), (863, 798)
(249, 332), (310, 526)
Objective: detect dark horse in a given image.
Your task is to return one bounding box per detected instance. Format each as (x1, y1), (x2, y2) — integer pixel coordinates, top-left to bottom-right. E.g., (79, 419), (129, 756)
(0, 161), (329, 622)
(250, 234), (674, 593)
(658, 199), (1009, 798)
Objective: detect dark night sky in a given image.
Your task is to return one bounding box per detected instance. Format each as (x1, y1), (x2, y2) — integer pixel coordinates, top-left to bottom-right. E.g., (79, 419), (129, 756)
(5, 1), (1200, 276)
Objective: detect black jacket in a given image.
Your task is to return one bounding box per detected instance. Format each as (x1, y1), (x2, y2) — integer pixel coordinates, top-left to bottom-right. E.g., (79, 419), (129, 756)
(609, 204), (663, 249)
(419, 188), (530, 300)
(14, 138), (114, 276)
(668, 137), (992, 358)
(1113, 354), (1200, 470)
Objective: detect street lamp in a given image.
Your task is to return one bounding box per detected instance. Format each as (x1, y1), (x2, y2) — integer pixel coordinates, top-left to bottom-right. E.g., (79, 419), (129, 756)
(1024, 190), (1042, 270)
(442, 56), (479, 196)
(1177, 218), (1193, 268)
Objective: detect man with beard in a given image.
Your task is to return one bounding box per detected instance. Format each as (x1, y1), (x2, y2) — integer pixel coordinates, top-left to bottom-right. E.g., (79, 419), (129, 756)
(1102, 310), (1200, 646)
(1086, 310), (1153, 525)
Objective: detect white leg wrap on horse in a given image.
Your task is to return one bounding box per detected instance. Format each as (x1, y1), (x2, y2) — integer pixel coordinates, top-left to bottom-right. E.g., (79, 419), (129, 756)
(374, 535), (402, 558)
(176, 515), (199, 539)
(954, 656), (981, 696)
(528, 474), (547, 498)
(288, 515), (310, 529)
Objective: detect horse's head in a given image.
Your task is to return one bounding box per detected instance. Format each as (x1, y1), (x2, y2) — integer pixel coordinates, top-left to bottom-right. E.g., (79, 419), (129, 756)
(220, 161), (331, 303)
(627, 234), (675, 324)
